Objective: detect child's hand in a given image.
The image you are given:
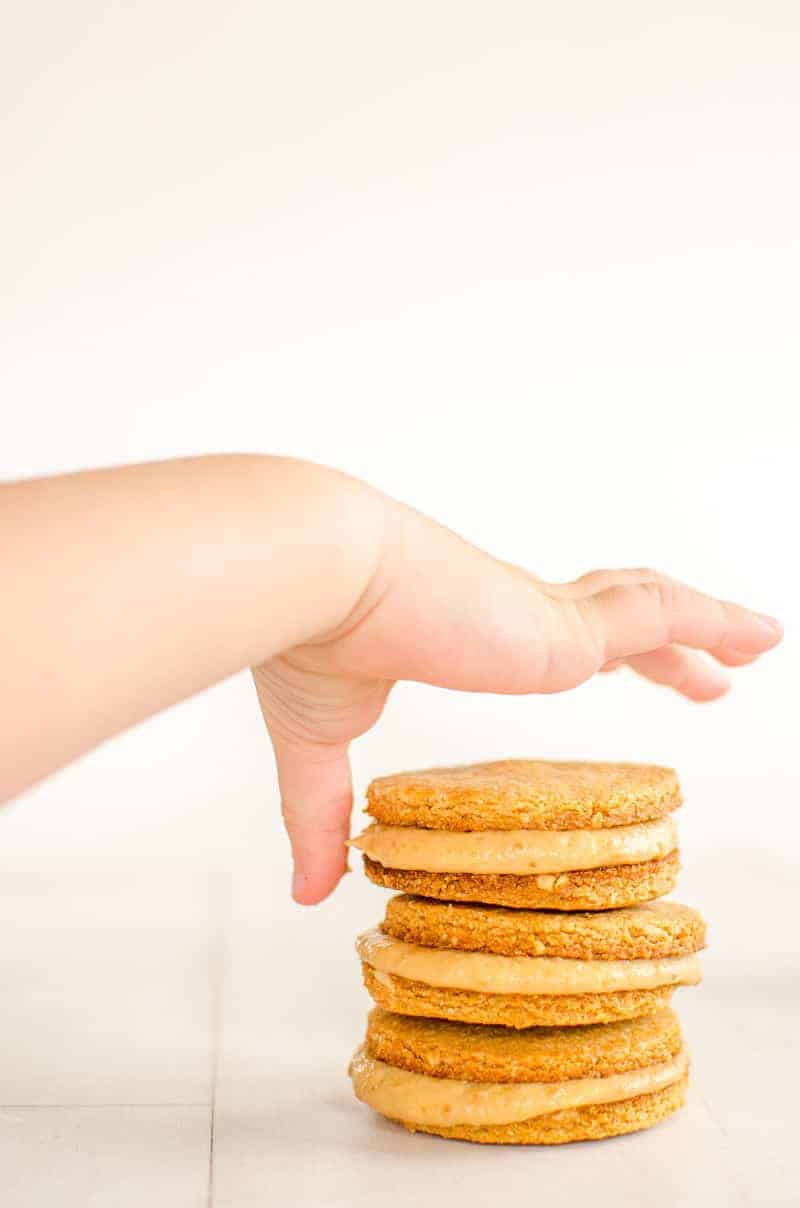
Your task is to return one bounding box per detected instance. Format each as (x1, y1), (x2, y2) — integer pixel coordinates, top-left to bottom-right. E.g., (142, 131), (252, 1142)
(1, 455), (781, 902)
(254, 496), (782, 904)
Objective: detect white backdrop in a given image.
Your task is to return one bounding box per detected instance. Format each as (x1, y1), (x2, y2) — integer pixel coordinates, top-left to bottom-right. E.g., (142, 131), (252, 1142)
(2, 1), (797, 917)
(2, 9), (799, 1203)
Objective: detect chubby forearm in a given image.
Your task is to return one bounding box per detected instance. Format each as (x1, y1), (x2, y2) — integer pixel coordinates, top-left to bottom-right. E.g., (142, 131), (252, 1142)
(0, 454), (385, 802)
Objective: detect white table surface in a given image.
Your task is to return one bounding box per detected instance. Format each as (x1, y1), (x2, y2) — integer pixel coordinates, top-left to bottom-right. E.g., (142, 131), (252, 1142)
(0, 805), (797, 1208)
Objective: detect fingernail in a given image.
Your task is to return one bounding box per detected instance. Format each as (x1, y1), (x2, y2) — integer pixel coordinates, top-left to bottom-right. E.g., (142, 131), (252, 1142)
(754, 613), (783, 639)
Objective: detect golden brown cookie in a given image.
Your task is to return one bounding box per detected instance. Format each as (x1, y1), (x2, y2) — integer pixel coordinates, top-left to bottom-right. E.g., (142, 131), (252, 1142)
(354, 760), (683, 910)
(382, 896), (706, 961)
(398, 1078), (688, 1144)
(365, 1006), (683, 1082)
(357, 897), (704, 1027)
(366, 760), (681, 831)
(362, 852), (680, 910)
(350, 1008), (689, 1144)
(362, 966), (680, 1027)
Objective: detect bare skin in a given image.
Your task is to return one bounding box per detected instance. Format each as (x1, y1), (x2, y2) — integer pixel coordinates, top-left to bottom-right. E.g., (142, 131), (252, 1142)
(0, 455), (782, 903)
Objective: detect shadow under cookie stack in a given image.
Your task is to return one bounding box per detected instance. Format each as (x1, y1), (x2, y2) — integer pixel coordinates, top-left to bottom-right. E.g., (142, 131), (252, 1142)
(348, 760), (705, 1145)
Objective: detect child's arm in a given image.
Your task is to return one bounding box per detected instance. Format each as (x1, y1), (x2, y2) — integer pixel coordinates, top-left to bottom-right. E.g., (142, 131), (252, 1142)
(0, 455), (384, 802)
(0, 454), (781, 901)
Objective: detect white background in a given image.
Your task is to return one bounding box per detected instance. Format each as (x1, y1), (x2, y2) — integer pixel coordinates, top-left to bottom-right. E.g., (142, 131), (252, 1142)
(1, 4), (798, 1205)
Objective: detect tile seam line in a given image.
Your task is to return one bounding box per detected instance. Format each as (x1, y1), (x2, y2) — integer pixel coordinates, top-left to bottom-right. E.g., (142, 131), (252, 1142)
(207, 865), (227, 1208)
(0, 1102), (211, 1109)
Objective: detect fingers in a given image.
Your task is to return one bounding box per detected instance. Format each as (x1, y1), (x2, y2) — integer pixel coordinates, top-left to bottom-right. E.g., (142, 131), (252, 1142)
(573, 575), (782, 669)
(623, 646), (731, 701)
(252, 657), (392, 905)
(271, 737), (354, 905)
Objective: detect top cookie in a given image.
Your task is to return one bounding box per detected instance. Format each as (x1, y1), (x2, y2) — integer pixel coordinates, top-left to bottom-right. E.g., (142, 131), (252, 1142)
(367, 760), (681, 832)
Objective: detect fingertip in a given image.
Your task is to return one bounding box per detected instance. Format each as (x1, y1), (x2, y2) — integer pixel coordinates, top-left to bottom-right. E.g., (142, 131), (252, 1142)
(752, 613), (783, 647)
(291, 866), (311, 903)
(291, 870), (332, 905)
(714, 626), (783, 666)
(720, 612), (783, 661)
(712, 647), (761, 667)
(291, 855), (347, 905)
(684, 678), (731, 703)
(273, 739), (354, 906)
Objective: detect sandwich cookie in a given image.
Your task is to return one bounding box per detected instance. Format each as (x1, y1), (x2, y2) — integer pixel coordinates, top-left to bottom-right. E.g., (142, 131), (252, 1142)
(350, 1007), (689, 1144)
(357, 895), (705, 1027)
(352, 760), (682, 910)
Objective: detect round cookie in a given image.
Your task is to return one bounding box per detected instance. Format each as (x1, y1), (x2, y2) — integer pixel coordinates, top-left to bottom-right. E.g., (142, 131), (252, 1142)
(356, 759), (682, 910)
(362, 966), (680, 1028)
(362, 851), (680, 910)
(365, 1006), (683, 1082)
(351, 1008), (689, 1144)
(382, 895), (707, 961)
(357, 897), (705, 1028)
(366, 759), (682, 831)
(398, 1079), (688, 1145)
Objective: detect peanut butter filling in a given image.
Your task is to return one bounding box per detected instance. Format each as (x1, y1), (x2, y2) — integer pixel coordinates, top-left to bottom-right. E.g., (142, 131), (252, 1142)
(349, 817), (677, 875)
(350, 1045), (689, 1127)
(356, 929), (702, 995)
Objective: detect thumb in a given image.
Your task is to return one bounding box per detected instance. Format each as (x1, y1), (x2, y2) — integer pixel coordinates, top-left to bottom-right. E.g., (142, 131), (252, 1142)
(270, 735), (354, 905)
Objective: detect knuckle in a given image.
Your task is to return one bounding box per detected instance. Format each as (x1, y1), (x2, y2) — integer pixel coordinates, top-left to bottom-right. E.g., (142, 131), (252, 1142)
(577, 568), (621, 590)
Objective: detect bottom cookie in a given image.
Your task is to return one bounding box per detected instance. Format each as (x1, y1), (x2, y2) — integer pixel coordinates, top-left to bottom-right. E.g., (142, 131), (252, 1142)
(350, 1008), (689, 1145)
(397, 1076), (688, 1145)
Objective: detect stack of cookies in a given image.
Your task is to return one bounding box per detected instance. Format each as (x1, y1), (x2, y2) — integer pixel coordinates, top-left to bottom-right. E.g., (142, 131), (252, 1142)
(348, 760), (705, 1145)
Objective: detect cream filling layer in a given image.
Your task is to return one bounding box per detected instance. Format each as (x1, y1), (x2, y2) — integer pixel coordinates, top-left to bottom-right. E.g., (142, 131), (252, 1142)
(350, 1046), (689, 1127)
(349, 817), (677, 875)
(357, 929), (702, 996)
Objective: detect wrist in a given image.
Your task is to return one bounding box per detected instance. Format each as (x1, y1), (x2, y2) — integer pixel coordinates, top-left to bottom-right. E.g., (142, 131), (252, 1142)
(247, 454), (390, 656)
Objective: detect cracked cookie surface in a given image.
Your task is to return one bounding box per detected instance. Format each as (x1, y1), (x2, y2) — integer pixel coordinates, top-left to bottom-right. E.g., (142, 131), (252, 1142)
(367, 759), (681, 831)
(381, 895), (706, 961)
